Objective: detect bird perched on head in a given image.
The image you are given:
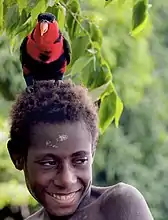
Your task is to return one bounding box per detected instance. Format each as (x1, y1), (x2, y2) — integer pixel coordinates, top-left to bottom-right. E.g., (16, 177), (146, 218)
(20, 12), (71, 86)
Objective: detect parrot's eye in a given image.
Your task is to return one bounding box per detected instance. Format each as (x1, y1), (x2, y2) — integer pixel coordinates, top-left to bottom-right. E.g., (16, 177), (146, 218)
(41, 20), (49, 23)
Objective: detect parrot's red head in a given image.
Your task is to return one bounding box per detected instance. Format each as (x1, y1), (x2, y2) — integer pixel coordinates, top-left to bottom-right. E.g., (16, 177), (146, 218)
(32, 12), (60, 44)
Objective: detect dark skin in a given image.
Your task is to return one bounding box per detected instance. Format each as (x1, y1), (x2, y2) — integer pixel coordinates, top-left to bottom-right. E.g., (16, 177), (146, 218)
(9, 121), (95, 218)
(8, 121), (154, 220)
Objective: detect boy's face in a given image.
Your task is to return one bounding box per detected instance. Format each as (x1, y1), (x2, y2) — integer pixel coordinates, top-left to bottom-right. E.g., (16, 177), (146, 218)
(24, 121), (93, 217)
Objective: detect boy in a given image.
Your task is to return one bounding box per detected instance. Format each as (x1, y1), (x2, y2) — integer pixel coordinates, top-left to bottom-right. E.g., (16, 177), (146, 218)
(7, 80), (154, 219)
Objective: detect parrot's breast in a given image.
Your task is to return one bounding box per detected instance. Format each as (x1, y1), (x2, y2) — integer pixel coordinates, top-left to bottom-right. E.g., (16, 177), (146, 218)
(27, 36), (64, 64)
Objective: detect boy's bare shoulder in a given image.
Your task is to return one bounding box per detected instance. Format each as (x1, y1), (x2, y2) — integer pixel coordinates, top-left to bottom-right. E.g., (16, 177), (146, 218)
(99, 182), (154, 220)
(25, 208), (48, 220)
(25, 183), (154, 220)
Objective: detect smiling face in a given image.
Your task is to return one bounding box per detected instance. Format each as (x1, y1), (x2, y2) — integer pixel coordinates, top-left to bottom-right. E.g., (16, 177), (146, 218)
(24, 121), (93, 217)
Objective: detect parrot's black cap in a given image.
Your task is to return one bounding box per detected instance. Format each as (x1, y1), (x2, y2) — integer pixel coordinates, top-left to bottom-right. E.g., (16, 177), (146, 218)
(38, 12), (56, 23)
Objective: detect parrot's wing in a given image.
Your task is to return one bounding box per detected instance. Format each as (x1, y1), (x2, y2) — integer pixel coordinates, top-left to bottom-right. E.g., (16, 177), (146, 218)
(20, 36), (28, 65)
(63, 37), (71, 65)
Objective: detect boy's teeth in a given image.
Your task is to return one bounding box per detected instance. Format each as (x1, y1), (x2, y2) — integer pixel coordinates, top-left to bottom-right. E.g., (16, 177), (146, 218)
(52, 192), (75, 200)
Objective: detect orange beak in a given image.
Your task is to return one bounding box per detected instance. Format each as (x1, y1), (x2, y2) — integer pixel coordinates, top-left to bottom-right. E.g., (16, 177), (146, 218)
(40, 22), (49, 36)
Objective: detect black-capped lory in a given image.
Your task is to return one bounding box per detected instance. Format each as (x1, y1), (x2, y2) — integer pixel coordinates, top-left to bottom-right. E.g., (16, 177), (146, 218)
(20, 12), (71, 86)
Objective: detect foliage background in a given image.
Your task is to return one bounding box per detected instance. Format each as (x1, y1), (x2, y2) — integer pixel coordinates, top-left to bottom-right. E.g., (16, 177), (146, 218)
(0, 0), (167, 219)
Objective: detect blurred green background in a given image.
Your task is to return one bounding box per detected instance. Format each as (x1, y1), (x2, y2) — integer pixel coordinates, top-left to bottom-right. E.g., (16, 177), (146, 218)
(0, 0), (167, 219)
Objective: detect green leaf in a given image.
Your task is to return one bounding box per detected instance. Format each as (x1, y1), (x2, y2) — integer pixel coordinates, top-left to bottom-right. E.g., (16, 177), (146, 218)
(115, 96), (123, 127)
(71, 55), (94, 76)
(104, 0), (114, 7)
(57, 4), (66, 31)
(118, 0), (126, 5)
(18, 9), (29, 26)
(46, 4), (59, 17)
(31, 0), (47, 24)
(81, 18), (91, 33)
(27, 0), (39, 8)
(98, 83), (115, 133)
(0, 0), (4, 31)
(4, 4), (20, 34)
(17, 0), (27, 14)
(66, 0), (81, 39)
(131, 0), (148, 37)
(47, 0), (58, 7)
(90, 22), (103, 46)
(98, 81), (123, 133)
(71, 35), (90, 65)
(81, 52), (112, 90)
(89, 82), (110, 102)
(67, 0), (80, 13)
(15, 19), (31, 36)
(14, 9), (31, 36)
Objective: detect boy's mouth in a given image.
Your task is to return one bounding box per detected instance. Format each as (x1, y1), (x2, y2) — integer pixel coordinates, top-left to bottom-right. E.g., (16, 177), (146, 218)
(46, 190), (81, 204)
(50, 192), (76, 200)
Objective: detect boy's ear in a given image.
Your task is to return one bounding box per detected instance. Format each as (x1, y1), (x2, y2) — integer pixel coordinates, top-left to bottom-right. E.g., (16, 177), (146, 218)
(7, 139), (24, 171)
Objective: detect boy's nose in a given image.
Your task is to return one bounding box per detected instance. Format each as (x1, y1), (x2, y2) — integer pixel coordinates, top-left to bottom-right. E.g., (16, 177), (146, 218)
(54, 163), (77, 189)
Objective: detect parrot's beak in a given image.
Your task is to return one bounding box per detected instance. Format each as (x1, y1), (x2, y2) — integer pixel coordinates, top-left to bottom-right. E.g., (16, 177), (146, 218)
(40, 22), (49, 36)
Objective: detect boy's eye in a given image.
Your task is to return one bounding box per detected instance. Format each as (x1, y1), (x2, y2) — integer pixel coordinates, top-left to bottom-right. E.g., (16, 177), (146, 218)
(73, 157), (88, 165)
(39, 160), (58, 167)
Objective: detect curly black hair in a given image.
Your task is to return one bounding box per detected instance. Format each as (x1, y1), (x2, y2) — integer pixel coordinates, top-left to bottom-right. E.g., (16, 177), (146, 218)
(8, 80), (99, 155)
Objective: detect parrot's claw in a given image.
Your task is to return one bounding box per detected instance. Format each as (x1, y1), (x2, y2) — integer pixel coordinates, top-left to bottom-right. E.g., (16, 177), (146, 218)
(25, 86), (34, 93)
(33, 79), (37, 86)
(54, 79), (63, 86)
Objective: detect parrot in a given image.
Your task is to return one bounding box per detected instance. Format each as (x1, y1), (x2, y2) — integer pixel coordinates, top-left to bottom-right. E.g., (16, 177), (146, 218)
(20, 12), (71, 86)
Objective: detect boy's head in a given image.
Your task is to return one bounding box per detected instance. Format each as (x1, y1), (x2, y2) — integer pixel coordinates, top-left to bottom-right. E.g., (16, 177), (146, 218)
(7, 80), (98, 216)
